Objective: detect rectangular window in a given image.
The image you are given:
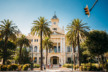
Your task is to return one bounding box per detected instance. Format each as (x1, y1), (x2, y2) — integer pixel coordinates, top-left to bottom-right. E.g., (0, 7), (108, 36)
(34, 46), (37, 52)
(58, 46), (60, 52)
(29, 46), (33, 52)
(67, 46), (71, 52)
(39, 57), (45, 63)
(34, 57), (37, 63)
(31, 39), (33, 42)
(49, 48), (52, 53)
(34, 39), (38, 42)
(34, 39), (36, 42)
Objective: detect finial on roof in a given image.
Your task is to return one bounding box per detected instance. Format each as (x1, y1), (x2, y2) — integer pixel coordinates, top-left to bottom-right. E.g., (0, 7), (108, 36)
(54, 11), (56, 15)
(52, 11), (58, 19)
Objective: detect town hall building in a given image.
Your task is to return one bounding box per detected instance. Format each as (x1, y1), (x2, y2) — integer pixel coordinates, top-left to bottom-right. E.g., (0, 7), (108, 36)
(26, 14), (78, 65)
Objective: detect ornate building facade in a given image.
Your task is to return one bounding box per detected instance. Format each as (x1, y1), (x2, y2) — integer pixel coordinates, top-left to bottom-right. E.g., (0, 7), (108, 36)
(26, 14), (77, 65)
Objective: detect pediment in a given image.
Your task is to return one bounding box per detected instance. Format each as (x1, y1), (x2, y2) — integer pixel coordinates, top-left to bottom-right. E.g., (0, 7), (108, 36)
(51, 31), (64, 35)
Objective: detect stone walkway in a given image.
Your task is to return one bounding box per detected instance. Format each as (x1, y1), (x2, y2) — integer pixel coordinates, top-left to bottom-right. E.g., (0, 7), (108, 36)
(33, 67), (73, 72)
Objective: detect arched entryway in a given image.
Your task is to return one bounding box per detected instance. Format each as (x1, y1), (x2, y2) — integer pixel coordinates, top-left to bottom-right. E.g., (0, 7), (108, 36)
(50, 56), (59, 65)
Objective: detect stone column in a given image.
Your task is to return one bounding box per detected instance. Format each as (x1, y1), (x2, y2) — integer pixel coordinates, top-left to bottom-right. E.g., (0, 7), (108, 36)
(57, 42), (58, 53)
(63, 38), (65, 52)
(63, 38), (66, 64)
(37, 57), (39, 64)
(38, 45), (39, 53)
(61, 38), (62, 53)
(33, 46), (34, 52)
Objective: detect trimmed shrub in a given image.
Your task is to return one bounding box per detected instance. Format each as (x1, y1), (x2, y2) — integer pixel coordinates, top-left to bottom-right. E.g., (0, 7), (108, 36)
(7, 64), (18, 71)
(89, 66), (97, 71)
(18, 65), (22, 71)
(0, 65), (1, 71)
(104, 63), (108, 71)
(0, 65), (7, 71)
(63, 64), (72, 68)
(34, 64), (40, 68)
(22, 64), (30, 71)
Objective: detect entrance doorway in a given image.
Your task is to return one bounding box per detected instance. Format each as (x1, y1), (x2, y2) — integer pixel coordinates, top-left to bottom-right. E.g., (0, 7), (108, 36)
(50, 56), (59, 64)
(53, 58), (57, 64)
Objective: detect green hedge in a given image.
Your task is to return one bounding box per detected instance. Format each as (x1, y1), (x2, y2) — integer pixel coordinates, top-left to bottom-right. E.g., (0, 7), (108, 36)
(0, 65), (8, 71)
(63, 63), (104, 71)
(105, 63), (108, 71)
(0, 64), (31, 71)
(34, 64), (40, 68)
(7, 64), (18, 71)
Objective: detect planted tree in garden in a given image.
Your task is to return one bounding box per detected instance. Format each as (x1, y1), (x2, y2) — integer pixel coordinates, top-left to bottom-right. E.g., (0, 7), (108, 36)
(86, 30), (108, 67)
(16, 35), (30, 64)
(66, 22), (77, 66)
(43, 37), (53, 68)
(0, 40), (16, 64)
(67, 19), (89, 66)
(0, 19), (19, 64)
(15, 47), (31, 64)
(31, 17), (51, 70)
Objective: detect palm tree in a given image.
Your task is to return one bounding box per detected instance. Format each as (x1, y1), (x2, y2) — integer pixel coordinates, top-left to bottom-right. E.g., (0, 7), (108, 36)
(43, 37), (53, 68)
(66, 22), (77, 66)
(31, 17), (51, 70)
(71, 19), (89, 66)
(0, 19), (19, 64)
(15, 47), (31, 64)
(16, 35), (30, 64)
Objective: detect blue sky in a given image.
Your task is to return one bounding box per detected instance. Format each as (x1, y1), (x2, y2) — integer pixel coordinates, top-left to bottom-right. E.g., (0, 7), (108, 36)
(0, 0), (108, 35)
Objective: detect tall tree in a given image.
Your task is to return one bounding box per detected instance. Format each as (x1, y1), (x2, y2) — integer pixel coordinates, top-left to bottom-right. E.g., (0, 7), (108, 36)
(16, 35), (30, 64)
(15, 47), (31, 64)
(31, 17), (51, 70)
(70, 19), (89, 66)
(0, 19), (19, 64)
(86, 30), (108, 67)
(66, 22), (77, 66)
(0, 40), (16, 64)
(43, 37), (53, 68)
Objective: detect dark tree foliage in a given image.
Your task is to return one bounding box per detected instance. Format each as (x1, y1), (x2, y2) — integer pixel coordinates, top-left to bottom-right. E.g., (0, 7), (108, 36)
(31, 17), (51, 70)
(86, 30), (108, 67)
(0, 40), (16, 63)
(16, 35), (30, 64)
(0, 19), (19, 64)
(80, 42), (97, 63)
(15, 48), (31, 64)
(86, 30), (108, 56)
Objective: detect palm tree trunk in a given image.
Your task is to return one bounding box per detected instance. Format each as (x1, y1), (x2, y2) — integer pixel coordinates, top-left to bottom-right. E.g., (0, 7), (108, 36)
(101, 55), (104, 70)
(98, 55), (100, 68)
(77, 32), (81, 66)
(46, 47), (48, 68)
(72, 43), (75, 66)
(40, 30), (43, 70)
(19, 45), (22, 64)
(3, 36), (8, 65)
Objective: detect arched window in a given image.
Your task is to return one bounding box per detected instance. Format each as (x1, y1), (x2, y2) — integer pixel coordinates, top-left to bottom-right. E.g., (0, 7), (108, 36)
(29, 46), (33, 52)
(34, 46), (37, 52)
(54, 46), (57, 53)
